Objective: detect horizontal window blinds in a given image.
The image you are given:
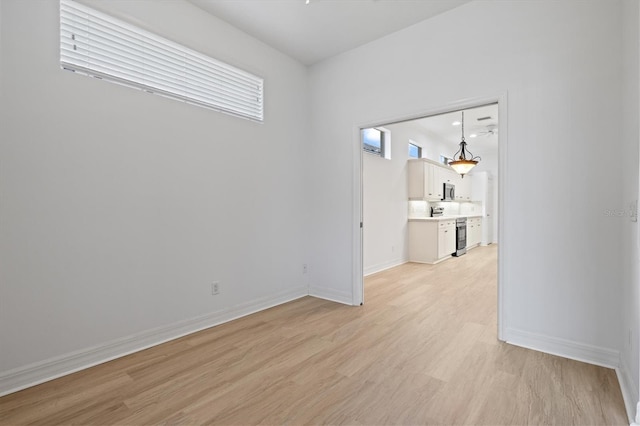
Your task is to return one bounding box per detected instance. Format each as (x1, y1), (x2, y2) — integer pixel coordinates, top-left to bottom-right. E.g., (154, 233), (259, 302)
(59, 0), (264, 122)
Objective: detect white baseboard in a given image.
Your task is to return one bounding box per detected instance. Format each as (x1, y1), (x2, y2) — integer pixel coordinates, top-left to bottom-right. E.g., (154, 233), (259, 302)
(616, 358), (639, 424)
(309, 285), (353, 305)
(363, 259), (407, 276)
(0, 285), (308, 397)
(504, 328), (620, 369)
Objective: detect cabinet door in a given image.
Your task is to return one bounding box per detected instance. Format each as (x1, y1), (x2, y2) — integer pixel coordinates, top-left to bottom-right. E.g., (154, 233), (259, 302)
(452, 172), (471, 201)
(424, 163), (436, 200)
(475, 222), (483, 246)
(408, 160), (444, 201)
(460, 176), (472, 201)
(440, 168), (456, 185)
(438, 222), (456, 258)
(428, 164), (443, 201)
(408, 160), (425, 199)
(445, 226), (457, 255)
(467, 219), (482, 246)
(468, 222), (477, 246)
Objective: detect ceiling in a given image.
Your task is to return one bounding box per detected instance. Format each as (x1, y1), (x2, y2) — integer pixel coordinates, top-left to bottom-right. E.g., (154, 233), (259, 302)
(188, 0), (472, 65)
(410, 103), (499, 157)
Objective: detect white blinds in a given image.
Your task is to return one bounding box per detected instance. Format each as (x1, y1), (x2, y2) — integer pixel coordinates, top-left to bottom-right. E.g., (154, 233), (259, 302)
(59, 0), (264, 122)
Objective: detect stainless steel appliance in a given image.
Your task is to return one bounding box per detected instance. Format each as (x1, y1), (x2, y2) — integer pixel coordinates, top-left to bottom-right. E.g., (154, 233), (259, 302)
(431, 206), (444, 217)
(452, 217), (467, 257)
(442, 183), (455, 201)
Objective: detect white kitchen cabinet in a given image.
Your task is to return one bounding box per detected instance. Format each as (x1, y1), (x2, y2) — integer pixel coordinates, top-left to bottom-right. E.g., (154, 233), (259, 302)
(408, 160), (442, 201)
(455, 174), (472, 201)
(438, 167), (457, 186)
(408, 219), (456, 264)
(466, 217), (482, 248)
(438, 220), (457, 259)
(408, 158), (474, 202)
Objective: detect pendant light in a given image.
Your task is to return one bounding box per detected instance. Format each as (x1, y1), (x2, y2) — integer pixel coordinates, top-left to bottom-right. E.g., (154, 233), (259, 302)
(449, 111), (481, 178)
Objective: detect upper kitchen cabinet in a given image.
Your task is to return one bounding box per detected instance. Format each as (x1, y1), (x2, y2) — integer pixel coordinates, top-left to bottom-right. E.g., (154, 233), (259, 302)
(408, 158), (472, 201)
(408, 159), (443, 201)
(454, 173), (472, 201)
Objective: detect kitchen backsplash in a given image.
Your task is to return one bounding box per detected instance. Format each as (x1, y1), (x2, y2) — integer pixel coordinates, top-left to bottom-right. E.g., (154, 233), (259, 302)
(408, 200), (481, 217)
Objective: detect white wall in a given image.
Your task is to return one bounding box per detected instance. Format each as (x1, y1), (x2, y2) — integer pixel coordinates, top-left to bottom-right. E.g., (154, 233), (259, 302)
(620, 0), (640, 419)
(0, 0), (309, 394)
(362, 124), (411, 275)
(308, 0), (625, 372)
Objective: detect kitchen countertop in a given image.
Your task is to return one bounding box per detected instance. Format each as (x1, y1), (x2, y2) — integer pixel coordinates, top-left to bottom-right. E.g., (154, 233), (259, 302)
(408, 214), (483, 222)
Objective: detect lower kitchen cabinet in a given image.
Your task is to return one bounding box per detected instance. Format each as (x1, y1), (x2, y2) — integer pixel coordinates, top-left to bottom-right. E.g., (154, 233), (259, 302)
(408, 219), (456, 264)
(467, 217), (483, 248)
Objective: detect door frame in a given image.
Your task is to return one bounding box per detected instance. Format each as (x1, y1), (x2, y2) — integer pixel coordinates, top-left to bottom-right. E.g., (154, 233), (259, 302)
(353, 93), (508, 341)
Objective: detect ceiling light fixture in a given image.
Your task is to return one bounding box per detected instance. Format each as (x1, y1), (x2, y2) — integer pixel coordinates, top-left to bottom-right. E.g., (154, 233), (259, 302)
(449, 111), (481, 178)
(452, 121), (461, 126)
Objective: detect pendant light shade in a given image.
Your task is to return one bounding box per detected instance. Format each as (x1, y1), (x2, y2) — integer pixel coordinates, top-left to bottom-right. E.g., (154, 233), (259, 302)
(449, 159), (478, 176)
(449, 111), (480, 178)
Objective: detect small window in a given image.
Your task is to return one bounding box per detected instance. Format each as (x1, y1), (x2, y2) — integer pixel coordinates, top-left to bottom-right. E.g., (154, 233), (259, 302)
(440, 155), (453, 165)
(60, 0), (263, 121)
(408, 142), (422, 158)
(362, 127), (391, 159)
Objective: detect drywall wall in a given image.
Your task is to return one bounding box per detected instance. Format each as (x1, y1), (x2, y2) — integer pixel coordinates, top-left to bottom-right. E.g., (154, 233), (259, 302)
(0, 0), (309, 393)
(308, 0), (624, 367)
(362, 124), (413, 275)
(620, 0), (640, 420)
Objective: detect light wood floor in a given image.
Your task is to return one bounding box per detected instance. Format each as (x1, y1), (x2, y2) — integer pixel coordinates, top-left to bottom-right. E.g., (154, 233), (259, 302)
(0, 245), (628, 425)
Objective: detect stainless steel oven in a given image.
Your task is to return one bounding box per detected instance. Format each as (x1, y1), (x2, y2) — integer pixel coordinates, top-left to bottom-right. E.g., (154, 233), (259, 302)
(452, 217), (467, 257)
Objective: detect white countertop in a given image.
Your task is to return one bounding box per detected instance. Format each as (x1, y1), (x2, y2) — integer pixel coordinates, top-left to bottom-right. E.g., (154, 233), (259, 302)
(408, 214), (483, 222)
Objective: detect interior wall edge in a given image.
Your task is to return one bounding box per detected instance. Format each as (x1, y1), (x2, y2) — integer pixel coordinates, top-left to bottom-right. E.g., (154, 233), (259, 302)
(617, 357), (640, 423)
(504, 327), (620, 370)
(309, 286), (354, 306)
(364, 259), (409, 277)
(0, 285), (308, 397)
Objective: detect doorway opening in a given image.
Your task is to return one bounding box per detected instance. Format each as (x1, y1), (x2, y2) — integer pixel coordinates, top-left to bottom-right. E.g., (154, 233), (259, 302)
(355, 96), (507, 340)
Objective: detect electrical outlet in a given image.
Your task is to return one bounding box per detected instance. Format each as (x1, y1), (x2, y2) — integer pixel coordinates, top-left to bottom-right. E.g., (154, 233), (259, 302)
(211, 281), (220, 295)
(303, 264), (308, 274)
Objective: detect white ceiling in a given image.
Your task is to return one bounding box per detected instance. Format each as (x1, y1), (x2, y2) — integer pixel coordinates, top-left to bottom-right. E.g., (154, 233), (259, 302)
(410, 103), (499, 157)
(188, 0), (472, 65)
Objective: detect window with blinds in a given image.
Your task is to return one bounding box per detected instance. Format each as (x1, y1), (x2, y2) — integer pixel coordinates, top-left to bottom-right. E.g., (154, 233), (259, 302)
(59, 0), (264, 122)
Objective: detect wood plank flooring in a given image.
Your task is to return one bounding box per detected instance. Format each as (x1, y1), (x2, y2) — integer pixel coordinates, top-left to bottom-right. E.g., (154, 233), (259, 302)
(0, 245), (628, 425)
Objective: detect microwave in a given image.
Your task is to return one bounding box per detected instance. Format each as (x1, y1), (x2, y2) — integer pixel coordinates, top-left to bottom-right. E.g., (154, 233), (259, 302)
(443, 183), (455, 201)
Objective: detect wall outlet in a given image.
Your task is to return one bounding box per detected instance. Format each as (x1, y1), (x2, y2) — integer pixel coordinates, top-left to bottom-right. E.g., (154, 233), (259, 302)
(211, 281), (220, 295)
(303, 264), (308, 274)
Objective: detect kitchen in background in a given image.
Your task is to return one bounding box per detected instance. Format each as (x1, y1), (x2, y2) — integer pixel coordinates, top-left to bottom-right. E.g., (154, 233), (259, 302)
(362, 103), (498, 275)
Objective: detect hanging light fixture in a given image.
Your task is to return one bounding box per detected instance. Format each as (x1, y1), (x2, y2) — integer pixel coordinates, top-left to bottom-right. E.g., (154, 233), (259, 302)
(449, 111), (481, 178)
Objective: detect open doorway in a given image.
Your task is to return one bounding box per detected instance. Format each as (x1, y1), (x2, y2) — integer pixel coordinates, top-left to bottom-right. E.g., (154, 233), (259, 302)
(355, 97), (506, 340)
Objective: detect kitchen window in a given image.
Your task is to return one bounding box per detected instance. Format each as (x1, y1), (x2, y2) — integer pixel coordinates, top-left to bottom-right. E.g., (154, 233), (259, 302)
(59, 0), (264, 122)
(362, 127), (391, 159)
(440, 155), (453, 165)
(408, 142), (422, 158)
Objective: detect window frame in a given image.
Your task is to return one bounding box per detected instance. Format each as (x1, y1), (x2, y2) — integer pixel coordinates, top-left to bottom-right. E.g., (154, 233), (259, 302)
(59, 0), (264, 122)
(362, 127), (391, 159)
(408, 141), (422, 158)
